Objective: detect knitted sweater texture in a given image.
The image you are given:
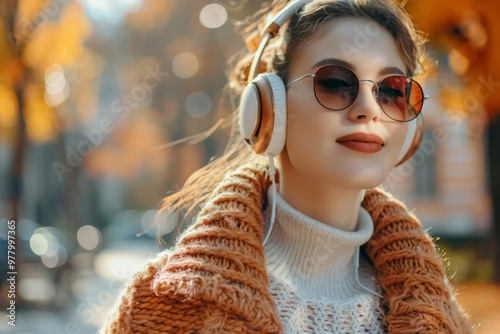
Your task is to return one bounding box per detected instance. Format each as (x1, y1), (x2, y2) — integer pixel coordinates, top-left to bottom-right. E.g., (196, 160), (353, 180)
(262, 184), (388, 332)
(98, 161), (473, 333)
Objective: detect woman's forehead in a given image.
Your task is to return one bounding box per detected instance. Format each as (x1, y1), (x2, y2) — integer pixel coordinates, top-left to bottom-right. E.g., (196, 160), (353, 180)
(290, 17), (406, 76)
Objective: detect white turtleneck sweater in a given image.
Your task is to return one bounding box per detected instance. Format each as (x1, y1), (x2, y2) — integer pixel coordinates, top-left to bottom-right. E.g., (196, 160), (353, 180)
(262, 185), (388, 333)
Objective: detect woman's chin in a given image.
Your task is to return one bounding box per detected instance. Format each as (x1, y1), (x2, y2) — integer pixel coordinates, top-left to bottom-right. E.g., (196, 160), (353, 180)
(332, 170), (387, 190)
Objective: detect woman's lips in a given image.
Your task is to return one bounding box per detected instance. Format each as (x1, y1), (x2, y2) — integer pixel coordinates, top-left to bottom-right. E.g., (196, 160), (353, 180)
(337, 141), (383, 153)
(336, 132), (385, 153)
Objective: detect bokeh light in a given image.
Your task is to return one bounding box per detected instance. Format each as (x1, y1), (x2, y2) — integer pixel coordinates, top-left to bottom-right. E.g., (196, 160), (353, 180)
(29, 227), (69, 268)
(172, 52), (199, 79)
(41, 244), (68, 268)
(140, 209), (157, 237)
(30, 233), (49, 256)
(153, 208), (178, 237)
(45, 71), (65, 95)
(44, 64), (70, 107)
(199, 4), (228, 29)
(77, 225), (102, 251)
(79, 0), (143, 24)
(185, 91), (212, 118)
(41, 250), (60, 268)
(140, 209), (177, 237)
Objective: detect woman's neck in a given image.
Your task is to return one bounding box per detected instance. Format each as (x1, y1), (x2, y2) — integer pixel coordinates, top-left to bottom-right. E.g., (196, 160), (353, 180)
(278, 152), (366, 232)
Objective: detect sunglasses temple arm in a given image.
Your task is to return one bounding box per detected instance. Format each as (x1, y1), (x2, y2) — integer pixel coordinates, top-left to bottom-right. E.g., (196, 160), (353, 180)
(286, 74), (315, 88)
(415, 95), (430, 105)
(410, 95), (429, 116)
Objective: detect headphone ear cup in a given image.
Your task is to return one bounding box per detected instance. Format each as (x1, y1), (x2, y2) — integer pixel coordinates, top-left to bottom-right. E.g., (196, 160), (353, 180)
(238, 73), (287, 156)
(395, 114), (424, 167)
(262, 73), (287, 156)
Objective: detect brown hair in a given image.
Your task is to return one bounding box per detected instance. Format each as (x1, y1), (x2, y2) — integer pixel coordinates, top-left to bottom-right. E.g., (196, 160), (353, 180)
(156, 0), (427, 241)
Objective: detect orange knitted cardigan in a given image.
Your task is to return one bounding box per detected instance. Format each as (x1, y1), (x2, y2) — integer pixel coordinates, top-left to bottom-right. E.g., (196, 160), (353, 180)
(99, 161), (473, 334)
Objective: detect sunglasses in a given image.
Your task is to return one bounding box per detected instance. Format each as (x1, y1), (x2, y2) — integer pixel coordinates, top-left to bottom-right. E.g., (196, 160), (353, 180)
(286, 65), (428, 122)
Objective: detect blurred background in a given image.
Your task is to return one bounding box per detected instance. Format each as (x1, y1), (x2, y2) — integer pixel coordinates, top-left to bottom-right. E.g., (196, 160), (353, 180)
(0, 0), (499, 333)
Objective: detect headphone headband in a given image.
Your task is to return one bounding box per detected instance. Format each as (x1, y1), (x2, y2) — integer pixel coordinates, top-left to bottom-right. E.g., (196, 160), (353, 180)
(248, 0), (314, 81)
(263, 0), (311, 32)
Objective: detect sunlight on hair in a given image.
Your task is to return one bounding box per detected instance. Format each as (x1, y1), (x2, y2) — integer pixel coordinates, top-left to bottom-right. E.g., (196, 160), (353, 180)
(151, 117), (228, 150)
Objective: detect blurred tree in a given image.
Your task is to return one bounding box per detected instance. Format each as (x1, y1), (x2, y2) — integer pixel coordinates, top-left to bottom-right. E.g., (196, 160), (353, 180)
(407, 0), (500, 282)
(0, 0), (93, 272)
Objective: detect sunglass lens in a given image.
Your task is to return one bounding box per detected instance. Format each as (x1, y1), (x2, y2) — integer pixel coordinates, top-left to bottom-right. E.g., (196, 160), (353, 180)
(379, 76), (424, 121)
(313, 66), (358, 110)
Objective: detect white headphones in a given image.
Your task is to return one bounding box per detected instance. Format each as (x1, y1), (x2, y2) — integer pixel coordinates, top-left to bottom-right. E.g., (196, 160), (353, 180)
(238, 0), (423, 165)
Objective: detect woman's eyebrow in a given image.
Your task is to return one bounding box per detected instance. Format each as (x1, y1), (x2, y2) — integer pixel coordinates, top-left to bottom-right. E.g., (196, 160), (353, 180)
(311, 58), (406, 76)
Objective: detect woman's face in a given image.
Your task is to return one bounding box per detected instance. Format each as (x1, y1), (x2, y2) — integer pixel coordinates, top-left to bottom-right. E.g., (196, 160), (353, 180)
(283, 18), (409, 190)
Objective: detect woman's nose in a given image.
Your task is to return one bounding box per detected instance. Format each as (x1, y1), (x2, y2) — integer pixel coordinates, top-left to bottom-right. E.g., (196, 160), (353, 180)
(347, 81), (381, 122)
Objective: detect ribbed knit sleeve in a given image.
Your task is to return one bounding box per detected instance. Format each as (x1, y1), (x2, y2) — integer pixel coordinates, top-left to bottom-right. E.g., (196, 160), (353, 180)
(152, 161), (281, 333)
(97, 249), (172, 333)
(100, 248), (269, 333)
(362, 187), (474, 334)
(98, 161), (282, 333)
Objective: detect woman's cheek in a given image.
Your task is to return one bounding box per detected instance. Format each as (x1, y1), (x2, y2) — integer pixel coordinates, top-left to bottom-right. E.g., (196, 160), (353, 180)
(389, 122), (409, 162)
(287, 116), (327, 165)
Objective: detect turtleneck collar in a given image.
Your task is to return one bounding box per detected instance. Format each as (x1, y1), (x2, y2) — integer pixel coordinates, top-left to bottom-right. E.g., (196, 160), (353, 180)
(262, 183), (374, 300)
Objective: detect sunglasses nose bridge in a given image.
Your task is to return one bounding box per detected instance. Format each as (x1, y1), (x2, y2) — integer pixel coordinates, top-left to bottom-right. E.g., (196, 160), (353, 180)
(359, 79), (379, 100)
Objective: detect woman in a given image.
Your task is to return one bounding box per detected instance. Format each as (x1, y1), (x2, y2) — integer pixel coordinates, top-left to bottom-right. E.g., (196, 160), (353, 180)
(99, 0), (474, 333)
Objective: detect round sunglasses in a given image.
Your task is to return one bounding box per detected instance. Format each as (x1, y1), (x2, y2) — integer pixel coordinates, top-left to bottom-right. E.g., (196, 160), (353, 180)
(286, 65), (428, 122)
